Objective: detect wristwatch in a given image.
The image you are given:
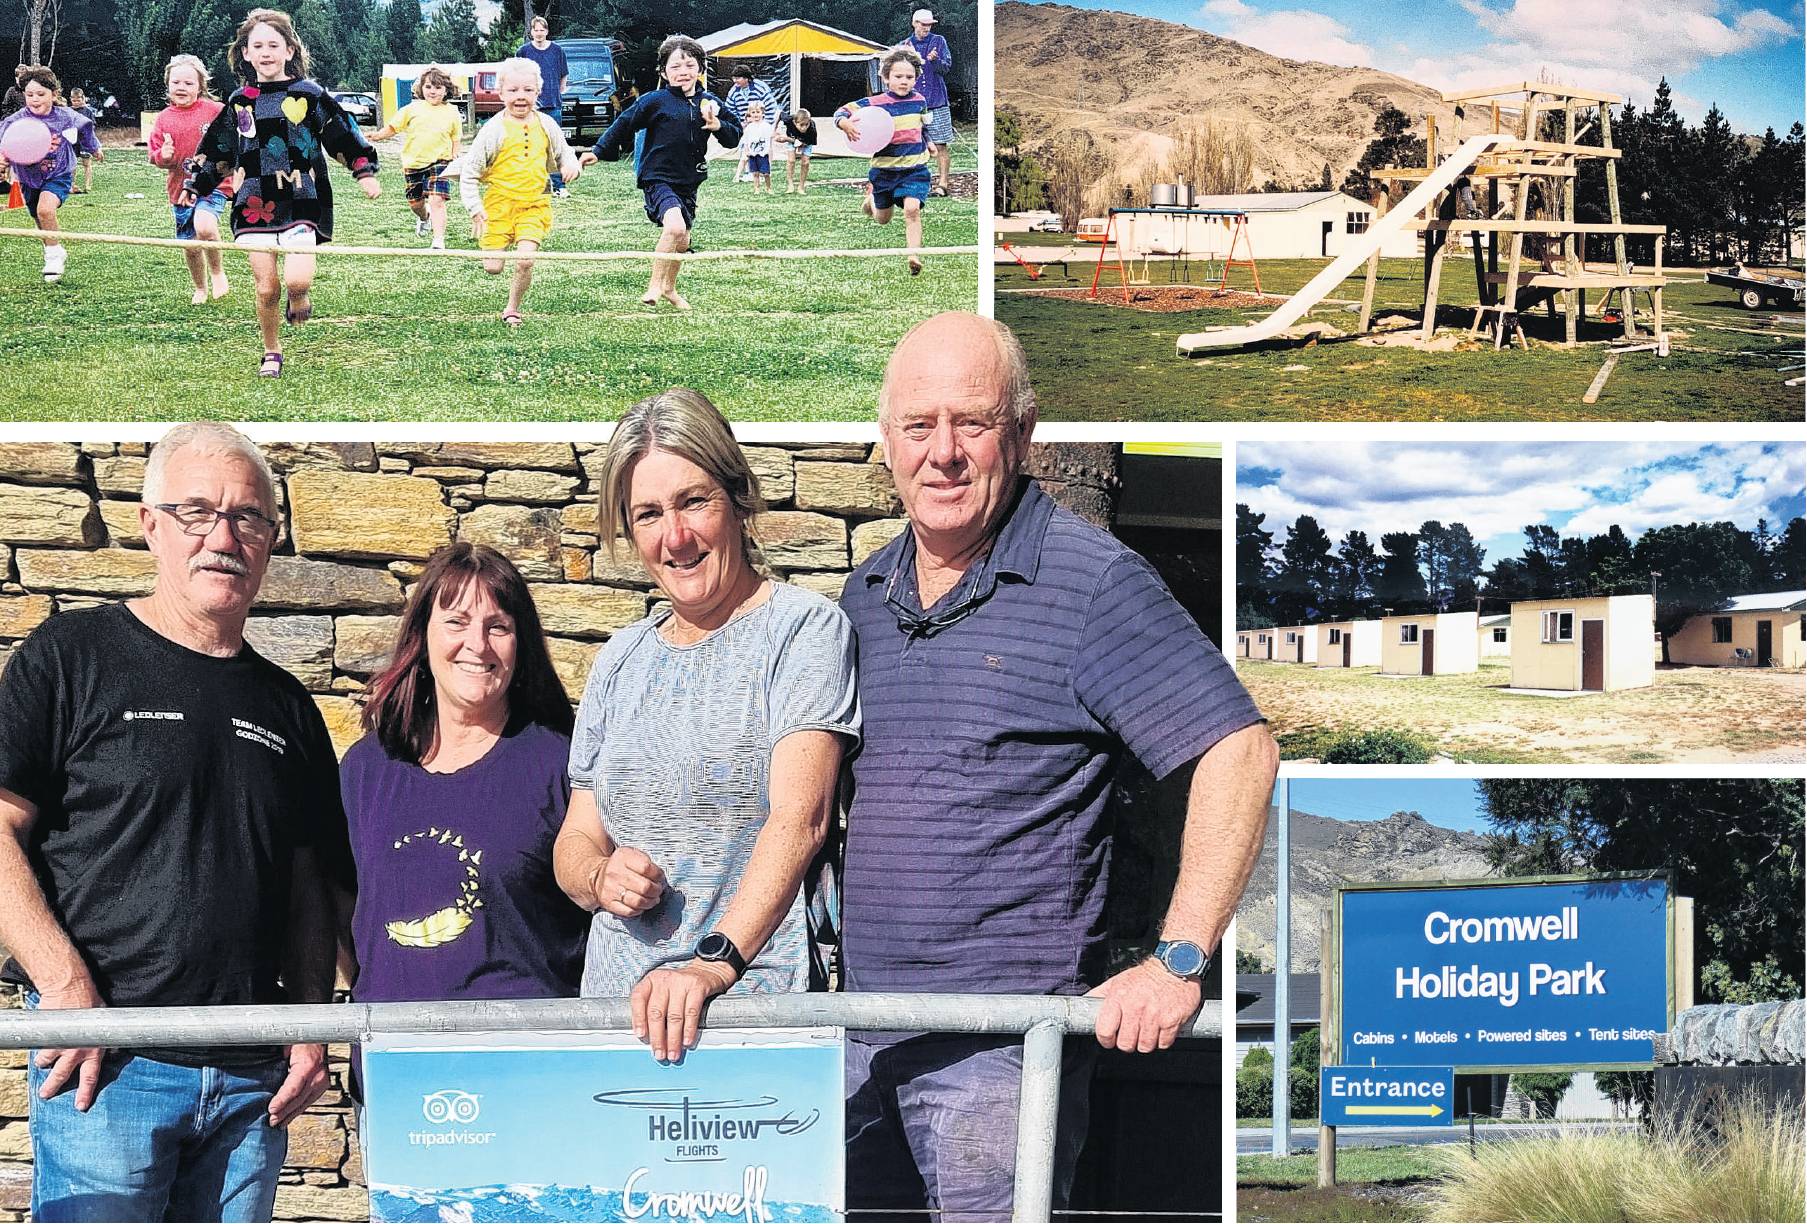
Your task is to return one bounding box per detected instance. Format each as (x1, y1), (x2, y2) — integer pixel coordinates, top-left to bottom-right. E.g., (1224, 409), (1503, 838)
(695, 932), (747, 978)
(1152, 939), (1211, 981)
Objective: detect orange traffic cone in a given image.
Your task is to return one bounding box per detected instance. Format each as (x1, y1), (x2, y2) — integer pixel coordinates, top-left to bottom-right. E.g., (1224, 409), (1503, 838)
(5, 180), (22, 211)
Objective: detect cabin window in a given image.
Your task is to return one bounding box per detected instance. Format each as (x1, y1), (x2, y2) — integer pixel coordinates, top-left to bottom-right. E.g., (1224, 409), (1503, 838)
(1399, 624), (1419, 644)
(1711, 617), (1732, 644)
(1328, 628), (1343, 644)
(1492, 627), (1508, 643)
(1347, 211), (1370, 234)
(1541, 610), (1575, 643)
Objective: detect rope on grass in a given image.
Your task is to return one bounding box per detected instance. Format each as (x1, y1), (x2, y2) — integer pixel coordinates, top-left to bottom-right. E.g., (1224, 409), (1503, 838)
(0, 226), (978, 264)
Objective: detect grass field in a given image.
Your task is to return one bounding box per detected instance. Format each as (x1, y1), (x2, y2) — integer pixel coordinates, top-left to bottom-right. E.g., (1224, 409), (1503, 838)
(1240, 1145), (1440, 1222)
(995, 234), (1805, 421)
(1240, 659), (1806, 764)
(0, 130), (977, 421)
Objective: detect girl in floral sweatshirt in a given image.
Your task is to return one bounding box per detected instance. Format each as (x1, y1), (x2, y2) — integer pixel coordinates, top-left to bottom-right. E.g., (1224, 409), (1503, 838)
(187, 8), (380, 377)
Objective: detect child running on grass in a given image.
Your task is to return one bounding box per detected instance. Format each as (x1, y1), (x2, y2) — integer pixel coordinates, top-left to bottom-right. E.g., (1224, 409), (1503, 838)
(580, 34), (739, 311)
(371, 65), (460, 250)
(148, 54), (230, 303)
(774, 108), (816, 194)
(835, 47), (931, 276)
(459, 56), (581, 326)
(188, 7), (380, 377)
(739, 100), (773, 194)
(0, 66), (101, 283)
(67, 88), (97, 192)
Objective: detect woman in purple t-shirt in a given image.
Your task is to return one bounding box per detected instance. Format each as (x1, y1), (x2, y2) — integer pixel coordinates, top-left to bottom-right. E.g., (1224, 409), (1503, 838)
(341, 543), (589, 1009)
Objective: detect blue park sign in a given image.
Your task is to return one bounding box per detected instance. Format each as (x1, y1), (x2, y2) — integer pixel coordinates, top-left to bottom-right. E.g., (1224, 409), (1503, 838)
(1335, 875), (1672, 1072)
(1320, 1066), (1454, 1127)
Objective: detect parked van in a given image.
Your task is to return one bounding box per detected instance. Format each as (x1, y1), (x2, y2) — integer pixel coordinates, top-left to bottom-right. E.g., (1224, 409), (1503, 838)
(471, 38), (622, 142)
(1077, 217), (1109, 243)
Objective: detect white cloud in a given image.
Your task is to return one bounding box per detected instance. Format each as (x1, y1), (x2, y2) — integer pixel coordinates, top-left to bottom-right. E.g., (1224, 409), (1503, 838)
(1391, 0), (1796, 123)
(1194, 3), (1375, 67)
(1239, 442), (1804, 557)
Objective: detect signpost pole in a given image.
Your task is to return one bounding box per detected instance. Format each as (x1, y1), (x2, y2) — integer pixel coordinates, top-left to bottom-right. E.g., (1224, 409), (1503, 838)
(1318, 902), (1336, 1188)
(1271, 778), (1291, 1157)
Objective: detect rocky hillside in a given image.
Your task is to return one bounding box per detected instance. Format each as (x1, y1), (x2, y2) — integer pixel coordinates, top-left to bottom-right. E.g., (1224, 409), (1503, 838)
(997, 1), (1491, 188)
(1238, 808), (1493, 972)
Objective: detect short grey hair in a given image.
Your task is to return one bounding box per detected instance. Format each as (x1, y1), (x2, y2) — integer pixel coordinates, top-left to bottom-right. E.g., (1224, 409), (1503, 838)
(496, 56), (543, 93)
(878, 312), (1036, 427)
(596, 388), (765, 560)
(142, 423), (277, 514)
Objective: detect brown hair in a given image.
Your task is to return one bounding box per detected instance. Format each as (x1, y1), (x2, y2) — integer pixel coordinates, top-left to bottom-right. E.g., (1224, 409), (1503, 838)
(231, 8), (311, 81)
(879, 47), (922, 77)
(415, 65), (457, 98)
(657, 35), (706, 77)
(16, 65), (59, 95)
(361, 542), (574, 764)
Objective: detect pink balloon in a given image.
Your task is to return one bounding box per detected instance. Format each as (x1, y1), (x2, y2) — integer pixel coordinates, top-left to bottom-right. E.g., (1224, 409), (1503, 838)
(846, 107), (895, 156)
(0, 117), (52, 165)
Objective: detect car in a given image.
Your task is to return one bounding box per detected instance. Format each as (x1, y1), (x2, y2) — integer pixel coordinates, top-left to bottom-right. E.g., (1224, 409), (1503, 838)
(330, 91), (381, 125)
(1028, 214), (1062, 233)
(556, 37), (625, 145)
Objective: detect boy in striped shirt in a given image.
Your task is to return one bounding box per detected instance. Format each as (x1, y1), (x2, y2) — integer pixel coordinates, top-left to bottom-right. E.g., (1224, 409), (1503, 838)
(835, 48), (931, 275)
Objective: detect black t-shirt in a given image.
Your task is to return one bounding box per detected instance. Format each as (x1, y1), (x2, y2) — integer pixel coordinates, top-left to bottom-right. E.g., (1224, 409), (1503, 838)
(784, 116), (817, 144)
(0, 603), (351, 1066)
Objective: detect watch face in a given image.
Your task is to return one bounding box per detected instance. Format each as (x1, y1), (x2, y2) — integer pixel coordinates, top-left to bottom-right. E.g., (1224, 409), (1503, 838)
(697, 933), (731, 960)
(1162, 941), (1206, 977)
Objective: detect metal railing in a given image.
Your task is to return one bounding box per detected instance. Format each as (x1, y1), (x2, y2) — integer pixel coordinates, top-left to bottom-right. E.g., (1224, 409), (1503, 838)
(1, 993), (1221, 1223)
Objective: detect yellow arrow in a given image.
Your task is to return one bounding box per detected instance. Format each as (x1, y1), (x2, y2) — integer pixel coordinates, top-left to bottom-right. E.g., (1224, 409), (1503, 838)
(1346, 1104), (1445, 1117)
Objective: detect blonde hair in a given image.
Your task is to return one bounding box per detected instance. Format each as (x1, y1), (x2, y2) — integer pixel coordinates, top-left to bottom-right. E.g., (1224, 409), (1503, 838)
(496, 56), (543, 94)
(165, 54), (216, 99)
(232, 9), (310, 80)
(596, 389), (765, 561)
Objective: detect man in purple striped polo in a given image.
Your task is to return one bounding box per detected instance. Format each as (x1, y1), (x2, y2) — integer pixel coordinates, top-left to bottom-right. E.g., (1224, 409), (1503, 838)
(838, 312), (1278, 1220)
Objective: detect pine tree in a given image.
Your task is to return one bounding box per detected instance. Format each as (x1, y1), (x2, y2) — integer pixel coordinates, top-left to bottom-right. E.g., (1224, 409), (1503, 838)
(178, 0), (239, 94)
(420, 0), (481, 63)
(1695, 104), (1739, 264)
(385, 0), (422, 63)
(293, 0), (342, 86)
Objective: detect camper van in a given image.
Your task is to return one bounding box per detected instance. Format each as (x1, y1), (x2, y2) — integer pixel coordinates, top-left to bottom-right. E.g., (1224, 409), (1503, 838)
(1076, 217), (1109, 244)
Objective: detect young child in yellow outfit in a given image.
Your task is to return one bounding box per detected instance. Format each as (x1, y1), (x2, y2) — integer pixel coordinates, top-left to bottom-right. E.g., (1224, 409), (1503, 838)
(458, 57), (580, 324)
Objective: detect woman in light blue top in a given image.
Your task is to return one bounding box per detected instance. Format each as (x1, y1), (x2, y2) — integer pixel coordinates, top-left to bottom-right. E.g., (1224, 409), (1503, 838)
(554, 388), (860, 1062)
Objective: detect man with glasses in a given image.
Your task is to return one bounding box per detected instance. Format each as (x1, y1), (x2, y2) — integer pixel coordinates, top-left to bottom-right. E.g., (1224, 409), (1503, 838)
(838, 312), (1278, 1220)
(0, 423), (350, 1223)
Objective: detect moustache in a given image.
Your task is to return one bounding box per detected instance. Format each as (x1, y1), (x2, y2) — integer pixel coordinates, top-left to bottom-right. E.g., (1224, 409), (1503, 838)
(190, 551), (250, 577)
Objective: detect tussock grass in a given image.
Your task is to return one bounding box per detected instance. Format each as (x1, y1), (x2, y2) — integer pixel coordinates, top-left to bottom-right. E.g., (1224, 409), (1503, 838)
(1424, 1101), (1807, 1223)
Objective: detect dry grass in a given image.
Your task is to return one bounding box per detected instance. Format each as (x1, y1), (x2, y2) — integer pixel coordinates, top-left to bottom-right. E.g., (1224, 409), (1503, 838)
(1424, 1101), (1806, 1223)
(1240, 660), (1807, 764)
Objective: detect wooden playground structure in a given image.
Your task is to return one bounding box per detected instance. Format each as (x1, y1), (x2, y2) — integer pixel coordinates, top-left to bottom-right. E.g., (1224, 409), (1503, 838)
(1375, 81), (1668, 350)
(1175, 81), (1670, 355)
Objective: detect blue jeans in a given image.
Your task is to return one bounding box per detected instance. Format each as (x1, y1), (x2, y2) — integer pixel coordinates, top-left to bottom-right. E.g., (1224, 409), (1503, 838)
(27, 1046), (289, 1221)
(845, 1033), (1094, 1222)
(544, 105), (565, 191)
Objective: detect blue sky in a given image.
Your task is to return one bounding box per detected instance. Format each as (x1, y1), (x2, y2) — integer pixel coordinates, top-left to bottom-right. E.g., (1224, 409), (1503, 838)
(1031, 0), (1805, 133)
(1239, 441), (1806, 569)
(1273, 778), (1491, 832)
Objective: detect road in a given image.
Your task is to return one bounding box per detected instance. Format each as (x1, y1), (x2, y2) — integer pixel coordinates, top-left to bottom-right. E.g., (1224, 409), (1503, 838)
(1237, 1119), (1637, 1154)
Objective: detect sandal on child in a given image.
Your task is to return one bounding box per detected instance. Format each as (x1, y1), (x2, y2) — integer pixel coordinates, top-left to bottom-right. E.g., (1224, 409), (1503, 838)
(908, 256), (924, 276)
(501, 310), (524, 327)
(257, 352), (284, 378)
(284, 289), (312, 325)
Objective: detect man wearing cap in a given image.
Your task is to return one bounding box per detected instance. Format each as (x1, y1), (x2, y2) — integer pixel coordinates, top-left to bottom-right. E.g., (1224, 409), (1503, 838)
(903, 9), (953, 195)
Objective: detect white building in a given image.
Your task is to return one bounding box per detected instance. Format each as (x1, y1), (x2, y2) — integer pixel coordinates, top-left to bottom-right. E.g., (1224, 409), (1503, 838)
(1110, 191), (1419, 262)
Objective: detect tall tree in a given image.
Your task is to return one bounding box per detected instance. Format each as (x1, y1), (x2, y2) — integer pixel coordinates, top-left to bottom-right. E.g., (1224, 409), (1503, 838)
(1374, 530), (1426, 612)
(292, 0), (341, 86)
(1480, 780), (1804, 1005)
(1333, 530), (1380, 617)
(1633, 521), (1756, 660)
(1341, 105), (1424, 201)
(1775, 518), (1806, 589)
(1236, 504), (1276, 627)
(418, 0), (480, 63)
(1442, 522), (1485, 610)
(177, 0), (238, 92)
(384, 0), (421, 63)
(1274, 515), (1335, 625)
(1520, 524), (1563, 598)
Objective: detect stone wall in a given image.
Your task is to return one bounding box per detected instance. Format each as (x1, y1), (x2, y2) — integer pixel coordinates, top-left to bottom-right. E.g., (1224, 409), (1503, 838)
(0, 437), (1123, 1223)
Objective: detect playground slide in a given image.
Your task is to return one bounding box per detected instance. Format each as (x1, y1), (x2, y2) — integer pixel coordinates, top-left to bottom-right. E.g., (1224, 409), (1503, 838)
(1175, 133), (1509, 354)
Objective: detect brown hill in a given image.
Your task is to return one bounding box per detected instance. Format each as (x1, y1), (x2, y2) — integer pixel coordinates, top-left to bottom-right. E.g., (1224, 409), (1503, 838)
(997, 1), (1489, 189)
(1238, 808), (1494, 973)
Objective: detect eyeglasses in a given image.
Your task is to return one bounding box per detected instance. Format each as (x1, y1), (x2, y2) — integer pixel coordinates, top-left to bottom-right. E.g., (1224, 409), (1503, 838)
(154, 503), (279, 546)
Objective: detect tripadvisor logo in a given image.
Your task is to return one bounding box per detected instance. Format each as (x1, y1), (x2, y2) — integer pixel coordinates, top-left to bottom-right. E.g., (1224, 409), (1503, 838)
(593, 1090), (819, 1163)
(409, 1089), (497, 1147)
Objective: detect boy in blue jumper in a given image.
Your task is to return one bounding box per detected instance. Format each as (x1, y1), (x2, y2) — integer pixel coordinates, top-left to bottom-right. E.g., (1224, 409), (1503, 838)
(581, 34), (739, 310)
(835, 47), (931, 275)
